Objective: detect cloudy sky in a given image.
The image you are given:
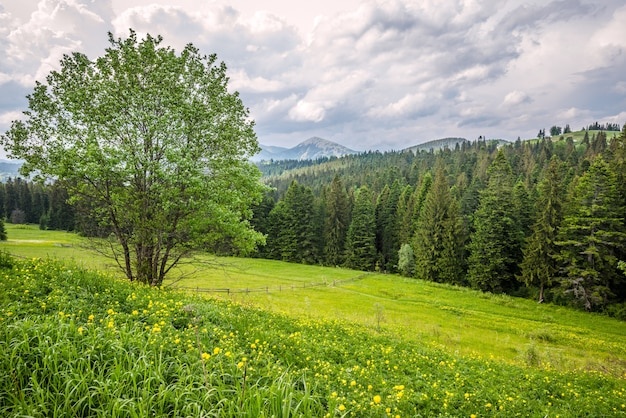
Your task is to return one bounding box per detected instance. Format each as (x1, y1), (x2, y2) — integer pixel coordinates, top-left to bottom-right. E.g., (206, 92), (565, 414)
(1, 0), (625, 154)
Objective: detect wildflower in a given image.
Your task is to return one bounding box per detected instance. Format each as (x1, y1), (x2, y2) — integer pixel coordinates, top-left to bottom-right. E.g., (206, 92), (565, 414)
(338, 404), (346, 411)
(132, 310), (139, 315)
(77, 326), (84, 335)
(213, 347), (222, 355)
(350, 380), (357, 387)
(201, 352), (211, 361)
(393, 385), (405, 391)
(373, 395), (382, 404)
(88, 314), (95, 321)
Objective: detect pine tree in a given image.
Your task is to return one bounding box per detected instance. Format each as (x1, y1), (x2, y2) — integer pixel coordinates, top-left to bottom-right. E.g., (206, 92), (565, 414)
(413, 162), (466, 284)
(280, 181), (319, 264)
(467, 149), (524, 292)
(0, 218), (6, 241)
(376, 180), (401, 271)
(346, 186), (377, 271)
(555, 157), (626, 310)
(518, 157), (565, 302)
(323, 175), (350, 266)
(396, 184), (414, 245)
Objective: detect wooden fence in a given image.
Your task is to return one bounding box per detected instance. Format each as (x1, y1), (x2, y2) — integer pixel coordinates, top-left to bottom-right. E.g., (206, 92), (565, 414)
(170, 274), (369, 295)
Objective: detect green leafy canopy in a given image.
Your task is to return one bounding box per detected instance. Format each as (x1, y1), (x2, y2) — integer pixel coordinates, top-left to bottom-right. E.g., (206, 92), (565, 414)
(0, 30), (265, 285)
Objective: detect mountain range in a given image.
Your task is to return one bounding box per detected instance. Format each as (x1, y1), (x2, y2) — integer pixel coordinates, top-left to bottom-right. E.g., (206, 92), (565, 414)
(253, 137), (358, 162)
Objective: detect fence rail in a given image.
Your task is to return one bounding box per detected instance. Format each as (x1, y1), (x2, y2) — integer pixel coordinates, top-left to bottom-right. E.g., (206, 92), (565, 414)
(171, 274), (369, 295)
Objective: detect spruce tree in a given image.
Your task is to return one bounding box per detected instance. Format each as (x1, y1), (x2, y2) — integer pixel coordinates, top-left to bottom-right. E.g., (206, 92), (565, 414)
(555, 157), (626, 310)
(413, 162), (465, 284)
(0, 218), (6, 241)
(518, 157), (565, 302)
(346, 186), (377, 271)
(376, 180), (402, 271)
(467, 149), (524, 292)
(280, 181), (319, 264)
(323, 175), (350, 266)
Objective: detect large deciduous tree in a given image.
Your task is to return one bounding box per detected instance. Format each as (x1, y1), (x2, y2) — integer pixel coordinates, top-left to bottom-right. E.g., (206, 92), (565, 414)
(0, 31), (265, 286)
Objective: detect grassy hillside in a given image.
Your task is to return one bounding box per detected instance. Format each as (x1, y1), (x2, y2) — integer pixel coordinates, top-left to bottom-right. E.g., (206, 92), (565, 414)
(1, 253), (625, 417)
(2, 225), (626, 378)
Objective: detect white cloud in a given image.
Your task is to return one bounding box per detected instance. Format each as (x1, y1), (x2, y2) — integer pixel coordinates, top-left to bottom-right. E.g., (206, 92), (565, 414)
(0, 110), (24, 125)
(289, 100), (326, 122)
(503, 90), (531, 107)
(1, 0), (625, 151)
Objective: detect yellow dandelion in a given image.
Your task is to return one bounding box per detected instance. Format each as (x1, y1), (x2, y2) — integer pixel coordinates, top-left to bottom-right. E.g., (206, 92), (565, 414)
(132, 310), (139, 315)
(201, 352), (211, 361)
(338, 404), (346, 411)
(373, 395), (382, 404)
(77, 326), (84, 335)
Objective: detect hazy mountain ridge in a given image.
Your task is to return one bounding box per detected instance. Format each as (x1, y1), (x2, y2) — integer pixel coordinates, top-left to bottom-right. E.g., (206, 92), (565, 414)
(253, 137), (358, 162)
(0, 160), (23, 180)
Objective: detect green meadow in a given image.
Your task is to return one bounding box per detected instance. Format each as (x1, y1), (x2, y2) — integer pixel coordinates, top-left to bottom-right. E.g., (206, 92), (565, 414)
(1, 224), (626, 416)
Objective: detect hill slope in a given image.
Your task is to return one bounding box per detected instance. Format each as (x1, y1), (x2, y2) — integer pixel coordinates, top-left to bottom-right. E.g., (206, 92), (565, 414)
(1, 253), (625, 416)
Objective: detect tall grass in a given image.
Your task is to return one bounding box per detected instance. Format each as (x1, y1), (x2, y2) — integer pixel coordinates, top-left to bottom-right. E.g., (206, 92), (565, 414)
(1, 254), (625, 417)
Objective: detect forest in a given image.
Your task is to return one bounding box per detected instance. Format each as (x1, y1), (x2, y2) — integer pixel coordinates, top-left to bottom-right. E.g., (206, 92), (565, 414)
(251, 126), (626, 318)
(2, 126), (626, 318)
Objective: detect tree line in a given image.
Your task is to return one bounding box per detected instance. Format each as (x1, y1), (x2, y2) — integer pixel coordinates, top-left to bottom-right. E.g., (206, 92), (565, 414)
(251, 127), (626, 318)
(0, 178), (74, 231)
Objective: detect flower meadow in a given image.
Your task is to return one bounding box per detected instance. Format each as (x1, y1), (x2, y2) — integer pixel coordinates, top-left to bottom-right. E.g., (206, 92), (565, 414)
(0, 254), (625, 417)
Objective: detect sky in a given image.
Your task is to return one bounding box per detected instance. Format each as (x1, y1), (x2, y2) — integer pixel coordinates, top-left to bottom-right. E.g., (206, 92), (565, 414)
(1, 0), (625, 155)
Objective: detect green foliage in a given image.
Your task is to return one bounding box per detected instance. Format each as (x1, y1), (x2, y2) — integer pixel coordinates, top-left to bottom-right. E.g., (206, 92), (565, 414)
(555, 157), (626, 310)
(1, 31), (264, 286)
(519, 157), (565, 301)
(467, 150), (524, 292)
(323, 175), (350, 266)
(375, 180), (402, 271)
(0, 220), (6, 241)
(1, 255), (625, 417)
(397, 243), (415, 277)
(346, 186), (377, 271)
(247, 126), (626, 312)
(413, 162), (465, 284)
(269, 181), (320, 264)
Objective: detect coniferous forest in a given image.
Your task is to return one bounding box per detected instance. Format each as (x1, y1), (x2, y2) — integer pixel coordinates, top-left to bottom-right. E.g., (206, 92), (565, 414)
(3, 126), (626, 317)
(251, 126), (626, 318)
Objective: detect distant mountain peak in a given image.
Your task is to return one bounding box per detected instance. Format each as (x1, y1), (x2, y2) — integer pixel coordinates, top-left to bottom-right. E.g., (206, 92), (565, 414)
(252, 137), (358, 162)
